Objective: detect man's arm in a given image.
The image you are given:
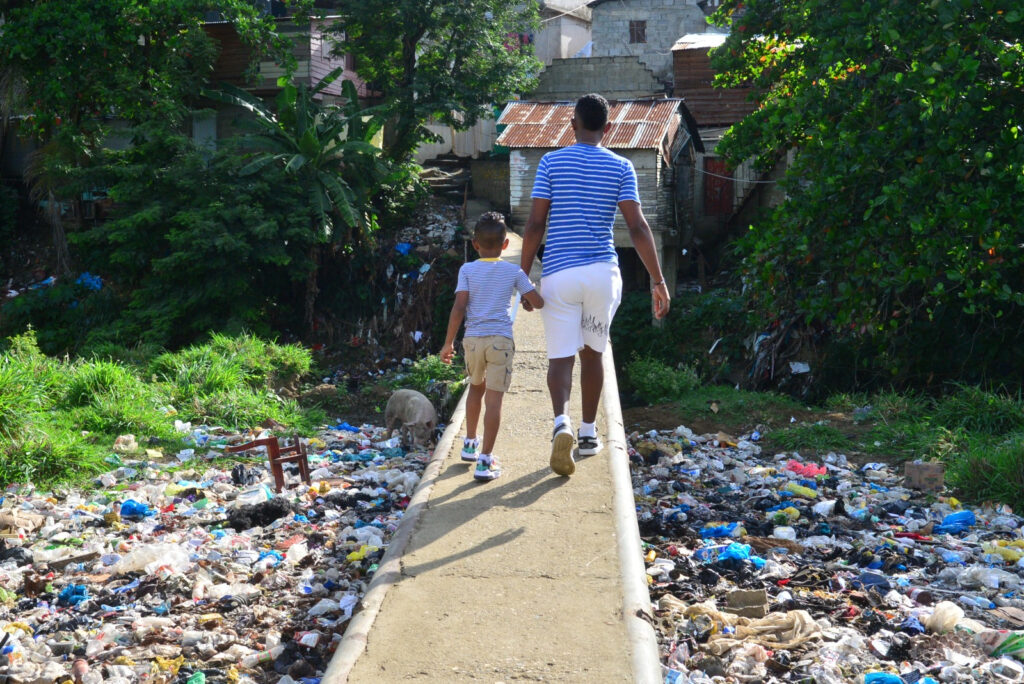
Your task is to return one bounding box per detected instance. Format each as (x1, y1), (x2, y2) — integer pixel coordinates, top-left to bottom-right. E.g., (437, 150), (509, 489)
(520, 197), (550, 275)
(619, 199), (670, 319)
(519, 198), (550, 312)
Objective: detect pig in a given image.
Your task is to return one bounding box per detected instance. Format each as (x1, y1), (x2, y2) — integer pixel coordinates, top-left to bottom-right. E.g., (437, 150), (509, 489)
(384, 389), (438, 448)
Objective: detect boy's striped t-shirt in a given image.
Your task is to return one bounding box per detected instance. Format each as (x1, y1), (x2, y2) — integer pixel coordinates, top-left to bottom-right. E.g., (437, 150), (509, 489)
(455, 259), (535, 339)
(530, 143), (640, 277)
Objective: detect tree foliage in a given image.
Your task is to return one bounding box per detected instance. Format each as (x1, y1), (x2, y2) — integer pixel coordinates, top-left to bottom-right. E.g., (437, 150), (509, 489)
(711, 0), (1024, 384)
(66, 123), (319, 349)
(0, 0), (290, 135)
(321, 0), (542, 161)
(208, 73), (397, 329)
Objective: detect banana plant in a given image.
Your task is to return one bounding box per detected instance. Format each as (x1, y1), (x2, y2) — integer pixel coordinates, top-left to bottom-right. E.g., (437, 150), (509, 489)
(205, 68), (391, 329)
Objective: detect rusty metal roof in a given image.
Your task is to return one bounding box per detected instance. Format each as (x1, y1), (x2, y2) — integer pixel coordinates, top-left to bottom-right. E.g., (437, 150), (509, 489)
(495, 99), (684, 151)
(678, 89), (757, 127)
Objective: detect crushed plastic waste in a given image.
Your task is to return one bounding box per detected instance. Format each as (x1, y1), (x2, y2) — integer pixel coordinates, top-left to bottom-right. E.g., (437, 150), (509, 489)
(630, 424), (1024, 682)
(0, 420), (429, 683)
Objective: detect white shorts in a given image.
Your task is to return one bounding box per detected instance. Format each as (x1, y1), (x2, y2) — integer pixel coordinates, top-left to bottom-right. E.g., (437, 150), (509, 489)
(540, 262), (623, 359)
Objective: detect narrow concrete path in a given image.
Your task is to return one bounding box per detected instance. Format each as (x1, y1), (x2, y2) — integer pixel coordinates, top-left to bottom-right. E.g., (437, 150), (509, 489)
(342, 234), (641, 682)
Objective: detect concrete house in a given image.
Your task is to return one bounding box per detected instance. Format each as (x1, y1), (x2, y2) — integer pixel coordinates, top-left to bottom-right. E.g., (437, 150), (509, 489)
(495, 99), (703, 292)
(535, 0), (593, 65)
(588, 0), (725, 91)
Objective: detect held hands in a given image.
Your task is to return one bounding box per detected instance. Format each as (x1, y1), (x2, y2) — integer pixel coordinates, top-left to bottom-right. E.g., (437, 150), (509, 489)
(521, 280), (541, 312)
(440, 343), (455, 365)
(652, 281), (670, 320)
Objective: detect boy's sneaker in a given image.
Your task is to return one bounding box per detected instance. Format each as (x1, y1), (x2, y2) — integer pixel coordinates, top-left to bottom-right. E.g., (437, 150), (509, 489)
(460, 439), (479, 462)
(550, 423), (576, 476)
(577, 432), (603, 457)
(474, 454), (501, 481)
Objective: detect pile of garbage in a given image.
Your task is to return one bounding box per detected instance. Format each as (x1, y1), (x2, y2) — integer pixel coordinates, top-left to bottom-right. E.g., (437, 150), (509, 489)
(0, 422), (430, 684)
(629, 425), (1024, 683)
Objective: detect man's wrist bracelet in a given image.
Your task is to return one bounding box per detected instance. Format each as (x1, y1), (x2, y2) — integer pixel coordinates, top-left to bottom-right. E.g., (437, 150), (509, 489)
(651, 279), (666, 291)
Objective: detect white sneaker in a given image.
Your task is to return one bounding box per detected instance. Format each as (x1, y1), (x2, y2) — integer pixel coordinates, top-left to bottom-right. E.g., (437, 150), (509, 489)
(474, 454), (502, 481)
(550, 423), (575, 476)
(577, 432), (602, 457)
(461, 439), (479, 462)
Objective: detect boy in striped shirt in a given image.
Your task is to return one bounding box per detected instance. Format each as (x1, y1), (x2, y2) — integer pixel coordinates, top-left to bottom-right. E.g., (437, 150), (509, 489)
(440, 213), (545, 481)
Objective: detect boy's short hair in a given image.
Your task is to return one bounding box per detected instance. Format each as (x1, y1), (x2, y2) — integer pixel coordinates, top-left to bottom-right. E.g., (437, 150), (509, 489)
(474, 211), (507, 250)
(575, 93), (609, 131)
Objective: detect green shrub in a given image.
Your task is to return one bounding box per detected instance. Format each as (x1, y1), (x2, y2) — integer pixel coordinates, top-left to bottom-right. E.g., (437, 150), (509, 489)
(676, 385), (802, 425)
(0, 362), (34, 439)
(0, 428), (105, 487)
(395, 354), (465, 392)
(611, 289), (750, 385)
(932, 385), (1024, 436)
(945, 433), (1024, 510)
(0, 332), (325, 486)
(149, 333), (320, 430)
(624, 356), (701, 405)
(768, 423), (851, 452)
(63, 360), (141, 407)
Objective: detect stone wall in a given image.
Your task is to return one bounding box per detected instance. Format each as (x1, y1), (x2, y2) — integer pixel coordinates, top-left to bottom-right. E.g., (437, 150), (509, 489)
(531, 56), (663, 101)
(591, 0), (717, 84)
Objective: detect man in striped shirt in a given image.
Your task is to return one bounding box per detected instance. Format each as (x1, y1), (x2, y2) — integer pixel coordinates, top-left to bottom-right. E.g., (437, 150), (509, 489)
(520, 93), (671, 477)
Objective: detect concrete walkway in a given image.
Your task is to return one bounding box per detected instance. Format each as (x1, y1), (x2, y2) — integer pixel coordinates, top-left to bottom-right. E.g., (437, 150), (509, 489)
(329, 234), (656, 682)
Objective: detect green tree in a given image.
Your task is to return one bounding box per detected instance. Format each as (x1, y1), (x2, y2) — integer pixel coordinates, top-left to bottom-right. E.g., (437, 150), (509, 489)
(712, 0), (1024, 384)
(66, 122), (318, 349)
(321, 0), (541, 162)
(209, 74), (394, 330)
(0, 0), (289, 134)
(0, 0), (291, 274)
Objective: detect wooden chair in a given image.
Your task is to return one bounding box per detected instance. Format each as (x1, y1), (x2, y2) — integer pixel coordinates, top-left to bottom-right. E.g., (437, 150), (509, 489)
(225, 435), (310, 493)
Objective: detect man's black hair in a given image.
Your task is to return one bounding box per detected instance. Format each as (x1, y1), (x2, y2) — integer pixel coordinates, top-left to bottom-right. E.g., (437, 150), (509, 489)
(474, 211), (508, 250)
(575, 93), (609, 131)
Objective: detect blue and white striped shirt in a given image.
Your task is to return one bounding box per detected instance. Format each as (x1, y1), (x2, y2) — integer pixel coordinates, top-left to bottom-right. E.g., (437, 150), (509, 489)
(530, 143), (640, 277)
(456, 259), (535, 339)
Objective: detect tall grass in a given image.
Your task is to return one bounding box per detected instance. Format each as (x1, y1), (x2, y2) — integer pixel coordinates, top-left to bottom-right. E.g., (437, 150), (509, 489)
(768, 423), (852, 451)
(0, 331), (324, 486)
(624, 356), (701, 405)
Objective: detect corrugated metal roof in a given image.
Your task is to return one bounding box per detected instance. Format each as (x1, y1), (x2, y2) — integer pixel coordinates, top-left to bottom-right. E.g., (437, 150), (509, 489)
(495, 99), (682, 151)
(672, 33), (729, 51)
(677, 89), (757, 127)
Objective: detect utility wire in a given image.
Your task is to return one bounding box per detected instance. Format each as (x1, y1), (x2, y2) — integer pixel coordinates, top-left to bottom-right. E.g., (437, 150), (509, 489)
(697, 166), (778, 184)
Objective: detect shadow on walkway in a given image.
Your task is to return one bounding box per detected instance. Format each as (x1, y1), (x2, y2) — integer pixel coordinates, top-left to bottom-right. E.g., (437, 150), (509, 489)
(400, 464), (567, 577)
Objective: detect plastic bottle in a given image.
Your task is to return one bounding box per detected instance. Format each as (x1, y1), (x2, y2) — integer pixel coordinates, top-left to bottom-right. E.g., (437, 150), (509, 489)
(958, 594), (996, 610)
(240, 644), (285, 668)
(937, 548), (965, 564)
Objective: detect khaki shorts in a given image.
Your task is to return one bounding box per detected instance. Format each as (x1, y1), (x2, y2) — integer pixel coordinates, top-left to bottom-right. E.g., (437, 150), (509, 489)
(463, 335), (515, 392)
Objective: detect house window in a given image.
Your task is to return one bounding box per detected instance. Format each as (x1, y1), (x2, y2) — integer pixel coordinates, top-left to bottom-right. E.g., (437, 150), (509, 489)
(629, 20), (647, 44)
